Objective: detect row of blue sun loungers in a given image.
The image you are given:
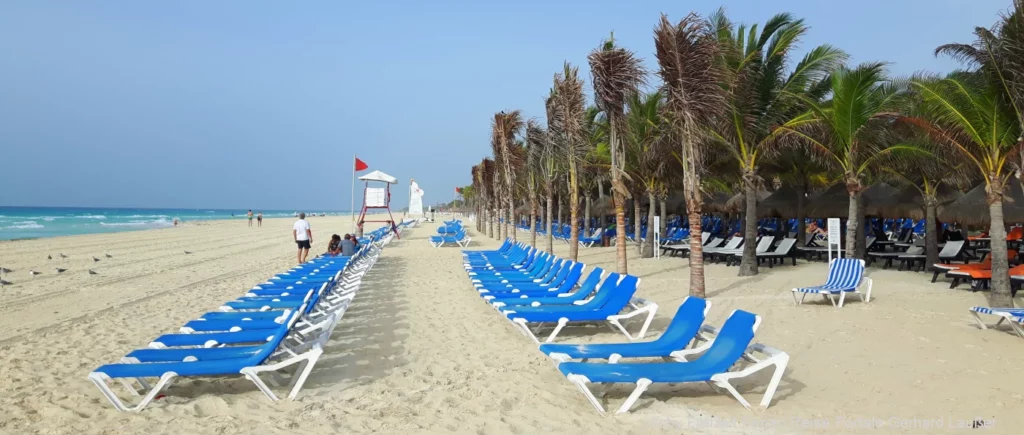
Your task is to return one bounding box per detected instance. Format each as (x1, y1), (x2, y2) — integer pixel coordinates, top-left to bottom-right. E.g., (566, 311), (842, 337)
(87, 224), (405, 412)
(461, 239), (790, 414)
(429, 220), (471, 247)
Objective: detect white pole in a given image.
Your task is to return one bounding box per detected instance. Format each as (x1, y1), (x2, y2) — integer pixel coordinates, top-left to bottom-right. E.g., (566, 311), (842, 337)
(351, 154), (356, 232)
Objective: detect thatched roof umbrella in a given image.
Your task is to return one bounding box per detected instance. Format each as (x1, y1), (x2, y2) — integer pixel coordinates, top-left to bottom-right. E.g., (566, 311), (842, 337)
(939, 182), (1024, 225)
(886, 184), (962, 220)
(804, 183), (852, 218)
(703, 191), (733, 214)
(861, 182), (902, 217)
(723, 190), (771, 213)
(758, 184), (805, 218)
(592, 196), (615, 217)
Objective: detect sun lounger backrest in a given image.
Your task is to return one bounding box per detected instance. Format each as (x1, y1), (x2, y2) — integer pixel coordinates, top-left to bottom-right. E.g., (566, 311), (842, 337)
(825, 258), (864, 288)
(769, 238), (796, 254)
(575, 267), (605, 294)
(705, 237), (724, 248)
(721, 238), (743, 250)
(599, 275), (640, 312)
(694, 310), (760, 374)
(938, 240), (964, 257)
(905, 246), (924, 255)
(585, 272), (623, 308)
(654, 297), (710, 345)
(551, 263), (586, 293)
(755, 236), (775, 253)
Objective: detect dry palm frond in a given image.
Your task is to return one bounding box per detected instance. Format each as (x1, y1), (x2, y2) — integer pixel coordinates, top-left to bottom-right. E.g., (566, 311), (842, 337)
(588, 34), (647, 119)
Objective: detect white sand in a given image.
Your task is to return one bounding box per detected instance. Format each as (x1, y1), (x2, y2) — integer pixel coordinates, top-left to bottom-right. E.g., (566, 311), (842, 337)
(1, 217), (1022, 434)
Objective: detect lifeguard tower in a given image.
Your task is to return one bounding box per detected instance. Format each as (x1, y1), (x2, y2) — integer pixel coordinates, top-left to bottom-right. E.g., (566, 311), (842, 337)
(356, 170), (400, 238)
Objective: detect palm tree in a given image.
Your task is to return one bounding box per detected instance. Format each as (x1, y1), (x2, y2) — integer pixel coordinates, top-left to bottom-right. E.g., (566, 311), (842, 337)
(525, 120), (545, 247)
(654, 13), (725, 298)
(622, 91), (669, 258)
(481, 158), (497, 238)
(550, 63), (588, 261)
(589, 33), (646, 274)
(471, 164), (484, 233)
(709, 10), (847, 275)
(491, 111), (524, 241)
(778, 63), (912, 259)
(910, 72), (1022, 306)
(540, 93), (560, 253)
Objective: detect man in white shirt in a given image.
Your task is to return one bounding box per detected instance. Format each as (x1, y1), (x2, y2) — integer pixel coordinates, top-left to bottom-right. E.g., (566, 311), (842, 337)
(293, 212), (313, 264)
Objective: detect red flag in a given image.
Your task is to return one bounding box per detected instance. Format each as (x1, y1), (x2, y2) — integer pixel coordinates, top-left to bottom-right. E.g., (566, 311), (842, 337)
(455, 187), (462, 194)
(354, 157), (368, 171)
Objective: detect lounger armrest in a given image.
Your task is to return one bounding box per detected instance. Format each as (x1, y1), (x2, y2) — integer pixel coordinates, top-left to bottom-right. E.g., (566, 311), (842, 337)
(606, 299), (658, 341)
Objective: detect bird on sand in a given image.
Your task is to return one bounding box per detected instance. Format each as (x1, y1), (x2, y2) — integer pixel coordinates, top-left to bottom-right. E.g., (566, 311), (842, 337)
(105, 253), (113, 258)
(48, 255), (52, 260)
(0, 267), (12, 274)
(55, 267), (67, 273)
(29, 270), (41, 277)
(59, 253), (68, 259)
(92, 256), (101, 262)
(88, 269), (98, 275)
(184, 251), (193, 255)
(0, 278), (11, 286)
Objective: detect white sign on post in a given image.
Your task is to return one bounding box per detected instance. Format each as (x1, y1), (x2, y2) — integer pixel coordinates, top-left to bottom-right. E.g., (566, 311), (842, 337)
(654, 216), (661, 259)
(827, 218), (842, 263)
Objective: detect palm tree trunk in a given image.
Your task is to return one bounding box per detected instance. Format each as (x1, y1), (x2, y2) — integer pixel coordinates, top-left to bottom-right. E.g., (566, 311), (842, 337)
(530, 194), (539, 247)
(988, 198), (1013, 307)
(510, 200), (517, 241)
(584, 196), (592, 238)
(557, 196), (564, 236)
(545, 184), (554, 253)
(846, 190), (860, 259)
(569, 171), (580, 261)
(687, 211), (705, 298)
(609, 117), (628, 274)
(487, 207), (494, 238)
(797, 181), (807, 244)
(641, 191), (656, 258)
(924, 197), (938, 270)
(633, 197), (643, 253)
(738, 176), (759, 276)
(659, 196), (667, 240)
(855, 200), (866, 258)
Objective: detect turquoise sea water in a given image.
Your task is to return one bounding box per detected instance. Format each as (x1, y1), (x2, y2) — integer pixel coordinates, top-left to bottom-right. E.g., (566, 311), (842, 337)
(0, 207), (345, 240)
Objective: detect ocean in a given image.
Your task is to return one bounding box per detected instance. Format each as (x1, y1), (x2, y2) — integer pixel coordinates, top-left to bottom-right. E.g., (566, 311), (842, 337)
(0, 207), (344, 241)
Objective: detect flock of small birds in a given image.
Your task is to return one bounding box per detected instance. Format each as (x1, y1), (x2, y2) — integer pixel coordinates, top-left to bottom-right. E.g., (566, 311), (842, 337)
(1, 249), (195, 287)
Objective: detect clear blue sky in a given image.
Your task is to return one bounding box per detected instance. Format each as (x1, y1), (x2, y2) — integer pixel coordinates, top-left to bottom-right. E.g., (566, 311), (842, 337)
(0, 0), (1010, 210)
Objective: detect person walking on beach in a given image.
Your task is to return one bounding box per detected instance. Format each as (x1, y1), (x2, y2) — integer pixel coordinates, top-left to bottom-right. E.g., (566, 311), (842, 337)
(293, 212), (312, 264)
(247, 209), (254, 227)
(257, 211), (263, 227)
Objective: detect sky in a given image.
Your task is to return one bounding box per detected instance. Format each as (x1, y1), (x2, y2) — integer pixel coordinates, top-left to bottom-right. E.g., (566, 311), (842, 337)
(0, 0), (1012, 210)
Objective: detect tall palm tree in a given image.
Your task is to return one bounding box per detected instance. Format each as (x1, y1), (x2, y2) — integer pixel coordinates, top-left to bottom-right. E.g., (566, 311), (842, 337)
(550, 63), (588, 261)
(709, 10), (847, 275)
(492, 111), (524, 241)
(654, 13), (725, 298)
(540, 93), (560, 253)
(778, 63), (911, 259)
(471, 164), (484, 232)
(480, 158), (496, 238)
(525, 120), (545, 248)
(910, 72), (1022, 306)
(589, 33), (646, 274)
(622, 91), (669, 258)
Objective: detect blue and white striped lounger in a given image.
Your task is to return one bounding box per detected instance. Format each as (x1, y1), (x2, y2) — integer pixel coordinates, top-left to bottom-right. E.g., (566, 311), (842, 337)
(791, 258), (873, 308)
(969, 306), (1024, 338)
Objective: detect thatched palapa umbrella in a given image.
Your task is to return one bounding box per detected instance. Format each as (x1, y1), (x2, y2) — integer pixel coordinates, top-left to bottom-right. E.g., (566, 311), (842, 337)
(724, 190), (770, 213)
(939, 182), (1024, 225)
(757, 184), (805, 218)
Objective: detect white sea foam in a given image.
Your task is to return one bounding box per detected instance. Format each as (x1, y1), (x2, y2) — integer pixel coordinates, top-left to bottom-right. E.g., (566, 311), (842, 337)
(4, 221), (44, 229)
(76, 215), (107, 219)
(99, 218), (173, 227)
(124, 214), (169, 218)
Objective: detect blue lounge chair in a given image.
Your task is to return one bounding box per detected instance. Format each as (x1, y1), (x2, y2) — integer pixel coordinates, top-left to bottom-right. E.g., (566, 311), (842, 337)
(503, 275), (658, 343)
(539, 296), (711, 363)
(791, 258), (873, 307)
(487, 267), (603, 306)
(555, 310), (789, 413)
(969, 306), (1024, 338)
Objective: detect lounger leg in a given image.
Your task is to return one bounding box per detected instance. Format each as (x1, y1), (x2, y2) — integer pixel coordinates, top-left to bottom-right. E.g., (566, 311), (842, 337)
(566, 375), (606, 414)
(837, 291), (846, 308)
(88, 372), (176, 412)
(615, 378), (653, 414)
(544, 318), (569, 343)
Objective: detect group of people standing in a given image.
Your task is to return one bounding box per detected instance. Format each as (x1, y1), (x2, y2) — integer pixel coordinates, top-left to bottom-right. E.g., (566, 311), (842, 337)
(247, 210), (263, 227)
(291, 212), (360, 264)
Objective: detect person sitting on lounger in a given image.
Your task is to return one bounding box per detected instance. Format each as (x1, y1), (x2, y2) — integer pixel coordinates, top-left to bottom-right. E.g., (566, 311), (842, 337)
(807, 221), (826, 237)
(327, 234), (342, 256)
(340, 234), (358, 256)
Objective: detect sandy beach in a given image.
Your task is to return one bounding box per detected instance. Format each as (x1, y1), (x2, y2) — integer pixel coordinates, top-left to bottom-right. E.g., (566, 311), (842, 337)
(1, 217), (1023, 434)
